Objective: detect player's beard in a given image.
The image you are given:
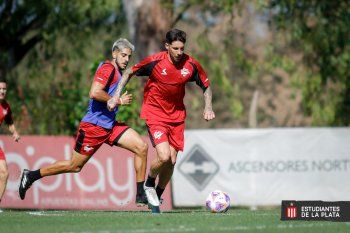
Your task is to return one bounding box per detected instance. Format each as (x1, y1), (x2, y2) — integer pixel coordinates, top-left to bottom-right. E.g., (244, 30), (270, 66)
(172, 55), (183, 64)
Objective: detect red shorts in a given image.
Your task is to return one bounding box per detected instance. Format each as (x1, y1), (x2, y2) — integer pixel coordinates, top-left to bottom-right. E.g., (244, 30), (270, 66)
(0, 148), (5, 160)
(146, 120), (185, 151)
(74, 122), (129, 156)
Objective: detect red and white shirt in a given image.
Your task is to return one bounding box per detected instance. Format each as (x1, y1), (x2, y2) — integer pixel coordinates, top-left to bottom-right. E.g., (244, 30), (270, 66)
(0, 100), (13, 126)
(132, 51), (210, 122)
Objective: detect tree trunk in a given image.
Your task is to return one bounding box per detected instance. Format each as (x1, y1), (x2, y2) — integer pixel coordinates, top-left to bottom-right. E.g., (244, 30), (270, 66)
(249, 90), (259, 128)
(122, 0), (174, 60)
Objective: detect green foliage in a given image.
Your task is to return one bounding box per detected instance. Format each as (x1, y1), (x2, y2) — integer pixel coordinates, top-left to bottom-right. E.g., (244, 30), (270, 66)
(181, 0), (350, 127)
(2, 0), (350, 135)
(2, 0), (128, 135)
(270, 0), (350, 126)
(194, 31), (246, 123)
(0, 0), (121, 70)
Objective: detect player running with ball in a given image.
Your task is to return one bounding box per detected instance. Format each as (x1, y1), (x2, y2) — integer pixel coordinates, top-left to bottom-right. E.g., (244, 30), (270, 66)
(108, 29), (215, 213)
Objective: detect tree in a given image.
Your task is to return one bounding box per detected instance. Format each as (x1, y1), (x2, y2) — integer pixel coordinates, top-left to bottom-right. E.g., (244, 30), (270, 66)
(3, 0), (349, 136)
(0, 0), (120, 78)
(0, 0), (125, 134)
(270, 0), (350, 125)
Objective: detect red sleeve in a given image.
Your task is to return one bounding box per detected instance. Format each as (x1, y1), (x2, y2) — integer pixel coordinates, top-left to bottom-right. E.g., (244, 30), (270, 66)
(132, 53), (162, 76)
(4, 104), (13, 125)
(190, 58), (210, 91)
(93, 63), (115, 86)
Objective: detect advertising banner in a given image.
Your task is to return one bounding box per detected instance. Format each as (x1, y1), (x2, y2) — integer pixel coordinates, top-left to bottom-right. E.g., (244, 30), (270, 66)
(172, 128), (350, 207)
(0, 136), (172, 211)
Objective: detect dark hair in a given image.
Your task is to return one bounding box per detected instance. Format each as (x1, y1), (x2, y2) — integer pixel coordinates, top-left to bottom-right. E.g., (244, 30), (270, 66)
(165, 29), (186, 44)
(0, 70), (5, 83)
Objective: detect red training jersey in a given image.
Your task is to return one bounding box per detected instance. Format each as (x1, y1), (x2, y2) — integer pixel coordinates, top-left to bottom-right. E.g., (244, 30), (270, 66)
(131, 51), (210, 122)
(0, 100), (13, 126)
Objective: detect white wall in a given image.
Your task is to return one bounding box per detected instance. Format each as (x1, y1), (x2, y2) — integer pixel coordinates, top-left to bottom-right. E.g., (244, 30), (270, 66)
(172, 128), (350, 207)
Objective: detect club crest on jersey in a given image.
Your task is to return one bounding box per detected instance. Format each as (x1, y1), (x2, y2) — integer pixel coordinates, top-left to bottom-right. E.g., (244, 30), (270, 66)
(84, 145), (93, 152)
(153, 131), (163, 140)
(161, 68), (167, 75)
(2, 109), (7, 115)
(181, 68), (190, 77)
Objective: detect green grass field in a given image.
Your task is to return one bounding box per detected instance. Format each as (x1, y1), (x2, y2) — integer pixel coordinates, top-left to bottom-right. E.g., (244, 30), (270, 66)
(0, 208), (349, 233)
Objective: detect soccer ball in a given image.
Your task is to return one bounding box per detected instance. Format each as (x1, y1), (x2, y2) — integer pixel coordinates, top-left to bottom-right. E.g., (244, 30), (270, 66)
(206, 190), (230, 213)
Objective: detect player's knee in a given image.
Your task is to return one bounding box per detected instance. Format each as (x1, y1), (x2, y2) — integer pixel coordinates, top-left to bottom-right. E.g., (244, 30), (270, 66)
(67, 162), (82, 173)
(135, 141), (148, 157)
(0, 169), (9, 181)
(71, 165), (82, 173)
(75, 166), (83, 173)
(158, 153), (171, 164)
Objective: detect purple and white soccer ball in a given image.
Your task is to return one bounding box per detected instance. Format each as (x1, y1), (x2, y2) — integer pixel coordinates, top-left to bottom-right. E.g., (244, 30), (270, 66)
(206, 190), (230, 213)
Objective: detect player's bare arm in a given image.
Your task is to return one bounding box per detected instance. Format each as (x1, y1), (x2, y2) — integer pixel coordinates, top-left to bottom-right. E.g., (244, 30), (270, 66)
(203, 86), (215, 121)
(8, 124), (20, 142)
(107, 67), (135, 111)
(90, 81), (132, 105)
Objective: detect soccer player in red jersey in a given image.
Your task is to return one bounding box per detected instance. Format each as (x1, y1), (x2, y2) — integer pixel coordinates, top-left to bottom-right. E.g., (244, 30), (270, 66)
(0, 80), (20, 207)
(108, 29), (215, 212)
(19, 39), (150, 207)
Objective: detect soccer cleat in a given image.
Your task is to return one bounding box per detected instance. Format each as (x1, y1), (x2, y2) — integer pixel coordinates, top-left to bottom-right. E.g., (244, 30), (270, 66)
(143, 184), (160, 213)
(135, 192), (148, 207)
(19, 169), (33, 200)
(150, 205), (160, 214)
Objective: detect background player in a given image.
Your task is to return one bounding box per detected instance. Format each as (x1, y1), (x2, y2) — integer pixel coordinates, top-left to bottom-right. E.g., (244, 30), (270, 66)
(0, 79), (20, 210)
(108, 29), (215, 212)
(19, 38), (150, 207)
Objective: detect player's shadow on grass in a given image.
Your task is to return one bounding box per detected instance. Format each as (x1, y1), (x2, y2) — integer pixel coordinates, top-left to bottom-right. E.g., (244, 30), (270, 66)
(163, 206), (248, 214)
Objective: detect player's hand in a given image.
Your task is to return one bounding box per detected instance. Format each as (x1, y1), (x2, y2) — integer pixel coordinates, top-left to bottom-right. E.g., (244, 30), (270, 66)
(203, 109), (215, 121)
(13, 132), (20, 142)
(107, 97), (118, 111)
(119, 91), (133, 106)
(107, 91), (133, 111)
